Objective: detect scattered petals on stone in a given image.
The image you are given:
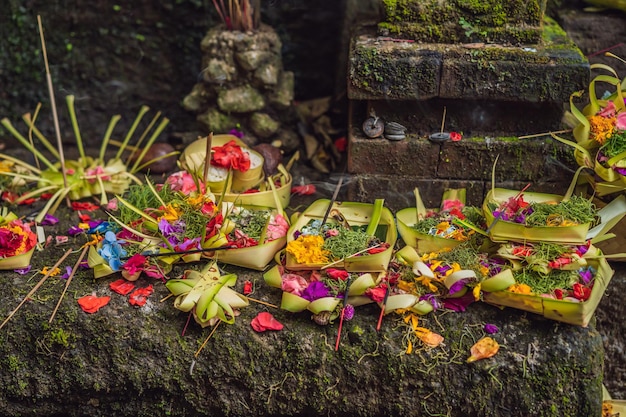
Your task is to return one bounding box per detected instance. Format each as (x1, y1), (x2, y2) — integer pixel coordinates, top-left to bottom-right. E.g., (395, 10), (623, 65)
(78, 212), (91, 223)
(251, 312), (283, 332)
(129, 285), (154, 306)
(55, 235), (69, 245)
(60, 266), (73, 279)
(467, 337), (500, 363)
(40, 214), (59, 226)
(68, 226), (84, 236)
(110, 279), (136, 295)
(484, 323), (499, 334)
(78, 295), (111, 314)
(41, 267), (61, 277)
(243, 280), (253, 295)
(14, 265), (32, 275)
(415, 328), (444, 348)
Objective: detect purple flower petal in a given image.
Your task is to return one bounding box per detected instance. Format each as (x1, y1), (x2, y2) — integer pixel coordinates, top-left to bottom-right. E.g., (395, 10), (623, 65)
(68, 226), (84, 236)
(419, 293), (441, 310)
(484, 323), (499, 334)
(14, 265), (32, 275)
(301, 281), (330, 302)
(41, 214), (59, 226)
(448, 278), (468, 295)
(60, 266), (73, 279)
(442, 292), (475, 312)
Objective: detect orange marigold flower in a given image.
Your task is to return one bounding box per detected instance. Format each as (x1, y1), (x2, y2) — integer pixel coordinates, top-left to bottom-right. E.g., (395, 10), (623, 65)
(507, 283), (533, 294)
(588, 114), (616, 144)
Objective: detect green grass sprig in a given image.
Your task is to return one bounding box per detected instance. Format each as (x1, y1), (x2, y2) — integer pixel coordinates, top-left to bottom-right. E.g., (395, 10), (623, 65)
(602, 130), (626, 158)
(525, 195), (597, 226)
(322, 228), (372, 260)
(513, 267), (578, 294)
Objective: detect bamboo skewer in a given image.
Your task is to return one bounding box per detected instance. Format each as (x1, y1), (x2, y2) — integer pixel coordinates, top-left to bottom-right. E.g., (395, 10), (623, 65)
(49, 245), (89, 323)
(0, 248), (73, 330)
(37, 15), (69, 202)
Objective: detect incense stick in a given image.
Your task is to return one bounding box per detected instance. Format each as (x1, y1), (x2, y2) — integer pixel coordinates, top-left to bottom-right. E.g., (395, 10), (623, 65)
(321, 175), (344, 226)
(195, 320), (221, 357)
(335, 307), (346, 351)
(49, 245), (89, 323)
(0, 248), (73, 330)
(376, 282), (390, 331)
(37, 16), (69, 201)
(203, 133), (214, 185)
(518, 129), (571, 139)
(440, 106), (447, 134)
(246, 297), (278, 309)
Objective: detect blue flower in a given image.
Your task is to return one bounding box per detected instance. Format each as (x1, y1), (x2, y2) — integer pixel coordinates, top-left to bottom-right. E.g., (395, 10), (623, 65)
(98, 231), (127, 271)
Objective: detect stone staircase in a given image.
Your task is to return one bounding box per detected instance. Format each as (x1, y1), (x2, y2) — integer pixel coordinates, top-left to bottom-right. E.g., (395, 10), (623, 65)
(344, 0), (590, 211)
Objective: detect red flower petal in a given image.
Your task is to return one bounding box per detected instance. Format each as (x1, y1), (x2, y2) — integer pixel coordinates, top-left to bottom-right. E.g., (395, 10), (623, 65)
(78, 295), (110, 313)
(243, 280), (253, 295)
(251, 312), (283, 332)
(71, 202), (100, 211)
(334, 136), (347, 152)
(365, 286), (387, 303)
(109, 279), (136, 295)
(326, 268), (349, 280)
(78, 213), (91, 222)
(367, 247), (387, 254)
(129, 285), (154, 306)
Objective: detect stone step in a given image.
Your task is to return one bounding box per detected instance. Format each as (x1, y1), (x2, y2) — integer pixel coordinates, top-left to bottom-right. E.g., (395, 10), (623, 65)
(379, 0), (545, 44)
(348, 18), (588, 104)
(346, 124), (579, 211)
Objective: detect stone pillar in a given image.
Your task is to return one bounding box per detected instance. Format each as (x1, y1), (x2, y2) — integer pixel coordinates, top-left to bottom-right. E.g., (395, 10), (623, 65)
(183, 24), (296, 149)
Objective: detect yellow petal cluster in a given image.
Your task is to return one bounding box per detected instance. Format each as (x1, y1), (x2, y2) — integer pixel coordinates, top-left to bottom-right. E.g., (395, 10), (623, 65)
(507, 283), (532, 294)
(286, 235), (330, 264)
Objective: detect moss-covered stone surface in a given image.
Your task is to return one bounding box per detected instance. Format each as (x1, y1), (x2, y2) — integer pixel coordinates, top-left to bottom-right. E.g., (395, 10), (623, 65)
(349, 18), (588, 102)
(0, 198), (607, 417)
(378, 0), (545, 44)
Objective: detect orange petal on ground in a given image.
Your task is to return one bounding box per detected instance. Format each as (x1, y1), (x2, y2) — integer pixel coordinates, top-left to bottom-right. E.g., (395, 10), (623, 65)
(129, 285), (154, 306)
(415, 327), (444, 348)
(78, 295), (111, 314)
(467, 336), (500, 363)
(109, 279), (136, 295)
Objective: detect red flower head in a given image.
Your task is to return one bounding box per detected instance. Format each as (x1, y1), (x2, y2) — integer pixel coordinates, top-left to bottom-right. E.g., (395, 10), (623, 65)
(211, 140), (251, 172)
(365, 285), (387, 303)
(326, 268), (349, 280)
(571, 283), (591, 301)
